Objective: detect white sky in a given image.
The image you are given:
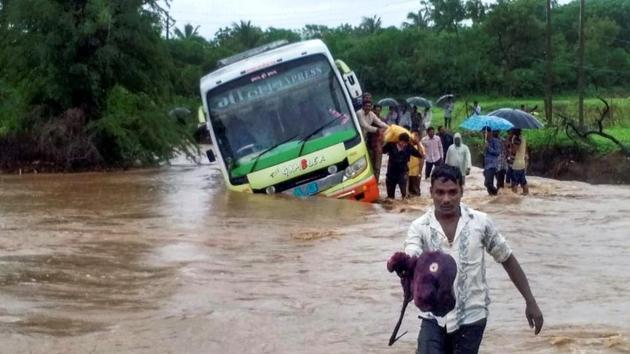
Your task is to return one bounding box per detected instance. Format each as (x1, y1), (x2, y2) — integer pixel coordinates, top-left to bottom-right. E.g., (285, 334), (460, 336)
(165, 0), (574, 40)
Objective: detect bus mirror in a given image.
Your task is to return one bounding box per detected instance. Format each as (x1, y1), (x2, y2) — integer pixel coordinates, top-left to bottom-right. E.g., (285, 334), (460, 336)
(206, 149), (216, 162)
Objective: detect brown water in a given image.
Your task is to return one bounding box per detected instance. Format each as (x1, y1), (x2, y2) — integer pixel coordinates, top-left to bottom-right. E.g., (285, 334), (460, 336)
(0, 157), (629, 353)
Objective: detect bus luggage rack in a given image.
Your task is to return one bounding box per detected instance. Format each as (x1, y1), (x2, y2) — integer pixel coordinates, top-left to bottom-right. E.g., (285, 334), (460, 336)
(218, 40), (289, 67)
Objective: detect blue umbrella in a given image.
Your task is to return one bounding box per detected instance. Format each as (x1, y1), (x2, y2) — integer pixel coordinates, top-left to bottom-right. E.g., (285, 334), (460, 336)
(460, 115), (514, 131)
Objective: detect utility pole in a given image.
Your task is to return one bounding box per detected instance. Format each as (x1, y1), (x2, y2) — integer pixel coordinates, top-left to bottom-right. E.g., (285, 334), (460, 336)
(165, 13), (171, 40)
(577, 0), (586, 128)
(544, 0), (553, 123)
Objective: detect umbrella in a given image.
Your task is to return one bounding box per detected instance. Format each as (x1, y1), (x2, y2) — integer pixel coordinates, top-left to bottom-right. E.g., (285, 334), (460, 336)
(406, 96), (432, 109)
(460, 115), (514, 131)
(435, 94), (455, 107)
(488, 108), (544, 129)
(377, 97), (399, 107)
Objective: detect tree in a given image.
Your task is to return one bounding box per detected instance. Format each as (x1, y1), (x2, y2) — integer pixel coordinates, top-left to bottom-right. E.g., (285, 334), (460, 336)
(403, 1), (432, 29)
(429, 0), (466, 32)
(465, 0), (487, 25)
(360, 15), (382, 34)
(0, 0), (194, 169)
(174, 23), (202, 41)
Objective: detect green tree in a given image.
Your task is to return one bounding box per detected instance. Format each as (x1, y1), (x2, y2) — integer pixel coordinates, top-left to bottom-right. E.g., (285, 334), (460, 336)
(0, 0), (194, 168)
(359, 15), (382, 34)
(430, 0), (466, 32)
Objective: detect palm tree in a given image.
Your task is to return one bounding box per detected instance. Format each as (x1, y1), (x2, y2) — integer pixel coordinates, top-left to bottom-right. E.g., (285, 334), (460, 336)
(360, 15), (382, 34)
(403, 1), (432, 29)
(230, 20), (263, 49)
(174, 23), (201, 40)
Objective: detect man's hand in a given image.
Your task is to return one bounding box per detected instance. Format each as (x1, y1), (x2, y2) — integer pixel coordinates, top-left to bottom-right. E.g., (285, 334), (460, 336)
(525, 301), (543, 335)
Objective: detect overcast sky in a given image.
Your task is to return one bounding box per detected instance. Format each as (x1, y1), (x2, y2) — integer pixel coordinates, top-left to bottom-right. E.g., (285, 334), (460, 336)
(165, 0), (573, 40)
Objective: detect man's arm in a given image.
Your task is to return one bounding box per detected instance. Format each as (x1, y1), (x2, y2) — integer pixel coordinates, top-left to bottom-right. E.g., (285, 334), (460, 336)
(502, 255), (544, 335)
(408, 145), (424, 158)
(383, 142), (394, 154)
(371, 112), (389, 129)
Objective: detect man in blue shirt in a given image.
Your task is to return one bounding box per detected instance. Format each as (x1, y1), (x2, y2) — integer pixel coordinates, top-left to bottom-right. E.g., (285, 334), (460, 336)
(483, 127), (502, 196)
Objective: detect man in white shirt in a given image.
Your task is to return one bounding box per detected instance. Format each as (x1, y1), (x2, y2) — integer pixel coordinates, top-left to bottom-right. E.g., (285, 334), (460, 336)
(403, 164), (543, 353)
(421, 127), (444, 179)
(445, 132), (471, 185)
(356, 99), (388, 137)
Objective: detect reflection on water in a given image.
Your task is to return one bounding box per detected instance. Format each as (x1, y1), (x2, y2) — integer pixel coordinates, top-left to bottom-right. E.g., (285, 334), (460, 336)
(0, 164), (629, 353)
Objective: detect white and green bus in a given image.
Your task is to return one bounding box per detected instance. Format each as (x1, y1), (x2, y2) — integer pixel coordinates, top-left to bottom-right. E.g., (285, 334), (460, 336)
(200, 40), (378, 202)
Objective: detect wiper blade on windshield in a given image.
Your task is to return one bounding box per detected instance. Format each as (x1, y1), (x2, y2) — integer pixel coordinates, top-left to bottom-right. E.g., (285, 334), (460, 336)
(248, 134), (299, 174)
(297, 118), (340, 156)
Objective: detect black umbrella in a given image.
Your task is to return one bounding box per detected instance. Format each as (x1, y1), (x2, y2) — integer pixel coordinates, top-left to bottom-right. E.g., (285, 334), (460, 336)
(488, 108), (544, 129)
(406, 96), (432, 109)
(377, 97), (399, 107)
(435, 94), (455, 107)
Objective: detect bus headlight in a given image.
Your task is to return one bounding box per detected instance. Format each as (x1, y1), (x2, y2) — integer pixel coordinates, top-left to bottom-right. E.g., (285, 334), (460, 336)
(265, 186), (276, 194)
(344, 157), (367, 180)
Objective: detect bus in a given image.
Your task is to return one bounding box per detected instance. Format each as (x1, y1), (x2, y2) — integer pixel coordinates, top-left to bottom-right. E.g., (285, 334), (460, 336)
(199, 39), (379, 202)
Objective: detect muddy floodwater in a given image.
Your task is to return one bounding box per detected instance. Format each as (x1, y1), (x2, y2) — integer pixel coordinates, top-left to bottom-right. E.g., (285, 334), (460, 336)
(0, 156), (629, 353)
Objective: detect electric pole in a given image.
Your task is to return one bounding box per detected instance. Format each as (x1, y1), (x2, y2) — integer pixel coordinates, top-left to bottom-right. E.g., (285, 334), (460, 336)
(577, 0), (586, 128)
(545, 0), (553, 123)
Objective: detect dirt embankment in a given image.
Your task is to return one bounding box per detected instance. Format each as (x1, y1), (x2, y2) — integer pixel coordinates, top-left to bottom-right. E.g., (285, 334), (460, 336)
(528, 148), (630, 185)
(470, 145), (630, 185)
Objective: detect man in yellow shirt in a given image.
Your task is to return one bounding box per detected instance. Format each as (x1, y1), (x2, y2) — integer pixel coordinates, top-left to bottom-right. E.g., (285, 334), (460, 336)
(408, 130), (426, 196)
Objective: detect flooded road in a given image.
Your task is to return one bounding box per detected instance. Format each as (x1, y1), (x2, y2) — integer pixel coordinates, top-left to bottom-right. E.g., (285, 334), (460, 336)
(0, 158), (629, 353)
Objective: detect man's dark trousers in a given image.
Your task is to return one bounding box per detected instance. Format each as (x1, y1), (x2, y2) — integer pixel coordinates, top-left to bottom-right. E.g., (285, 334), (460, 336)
(484, 168), (498, 195)
(417, 318), (487, 354)
(386, 173), (408, 199)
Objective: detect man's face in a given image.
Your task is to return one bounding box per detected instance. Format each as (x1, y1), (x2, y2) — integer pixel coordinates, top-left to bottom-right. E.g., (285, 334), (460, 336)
(438, 127), (445, 134)
(430, 178), (463, 216)
(362, 102), (372, 113)
(428, 129), (435, 138)
(454, 137), (461, 146)
(397, 140), (409, 148)
(373, 106), (381, 116)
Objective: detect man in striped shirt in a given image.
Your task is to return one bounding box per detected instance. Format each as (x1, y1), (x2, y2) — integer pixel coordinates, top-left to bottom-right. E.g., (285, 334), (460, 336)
(404, 164), (543, 353)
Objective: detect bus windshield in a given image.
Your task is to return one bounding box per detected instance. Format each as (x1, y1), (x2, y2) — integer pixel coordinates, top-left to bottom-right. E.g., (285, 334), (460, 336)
(206, 54), (357, 177)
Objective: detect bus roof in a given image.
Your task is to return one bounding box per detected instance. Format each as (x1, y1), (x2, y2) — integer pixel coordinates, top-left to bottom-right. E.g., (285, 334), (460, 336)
(199, 39), (333, 95)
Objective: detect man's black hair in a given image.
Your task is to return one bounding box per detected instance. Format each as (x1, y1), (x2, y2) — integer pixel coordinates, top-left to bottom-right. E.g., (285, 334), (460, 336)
(373, 103), (382, 109)
(431, 164), (464, 187)
(427, 126), (435, 132)
(438, 126), (444, 131)
(398, 133), (410, 142)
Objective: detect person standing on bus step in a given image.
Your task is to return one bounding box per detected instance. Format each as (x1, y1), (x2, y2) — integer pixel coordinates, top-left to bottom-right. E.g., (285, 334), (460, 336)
(421, 127), (443, 180)
(404, 164), (543, 354)
(383, 133), (424, 199)
(356, 98), (388, 180)
(369, 104), (386, 182)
